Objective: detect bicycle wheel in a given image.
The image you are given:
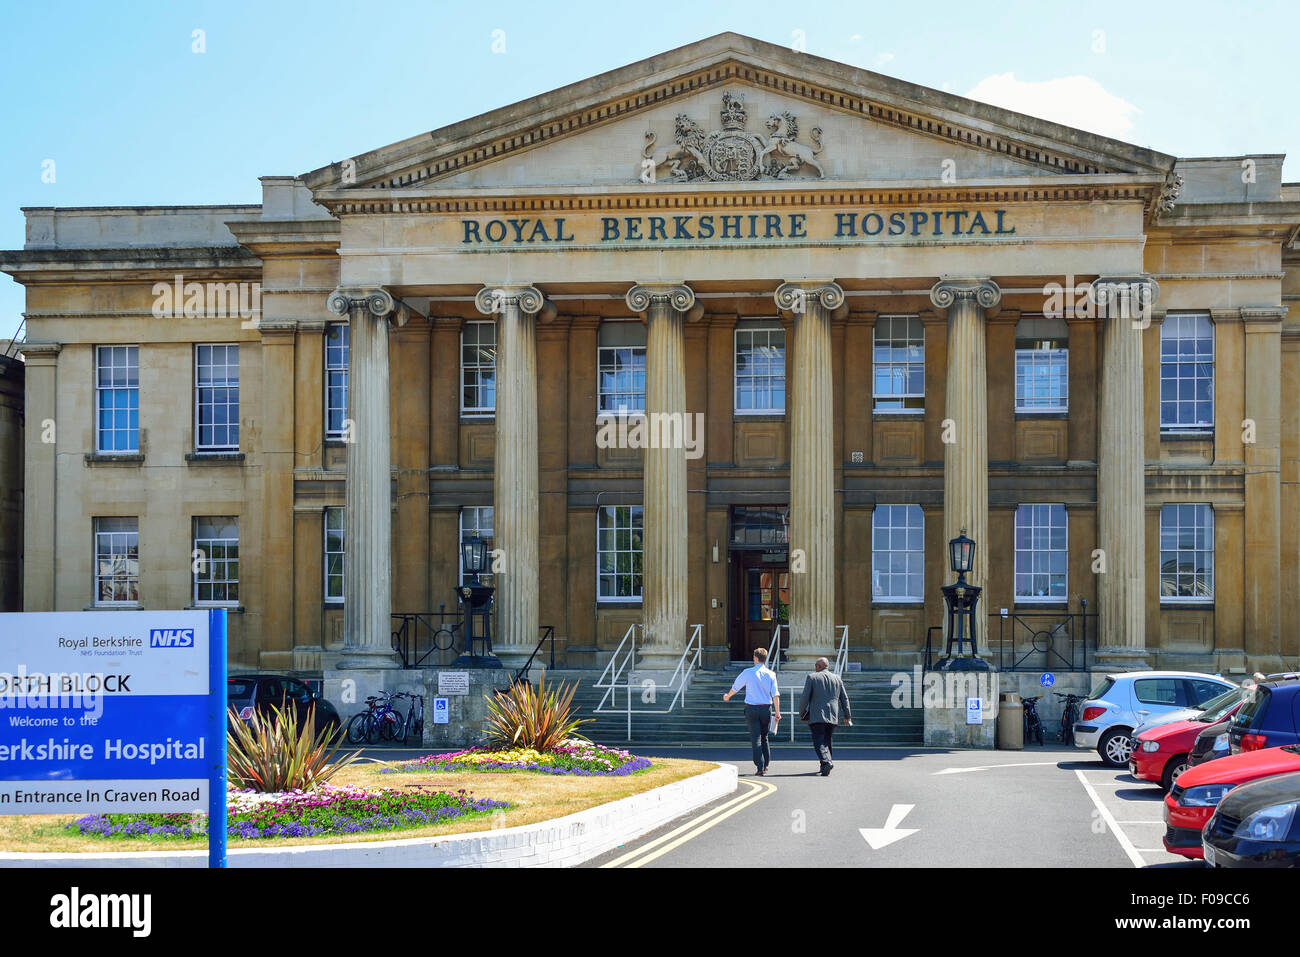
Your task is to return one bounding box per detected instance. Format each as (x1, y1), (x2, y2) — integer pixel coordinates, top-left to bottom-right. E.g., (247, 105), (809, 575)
(404, 711), (421, 746)
(1033, 718), (1044, 746)
(345, 713), (370, 745)
(379, 710), (403, 742)
(366, 712), (382, 745)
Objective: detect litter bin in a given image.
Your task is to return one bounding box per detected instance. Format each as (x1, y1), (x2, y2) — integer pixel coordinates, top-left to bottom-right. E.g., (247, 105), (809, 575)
(997, 692), (1023, 750)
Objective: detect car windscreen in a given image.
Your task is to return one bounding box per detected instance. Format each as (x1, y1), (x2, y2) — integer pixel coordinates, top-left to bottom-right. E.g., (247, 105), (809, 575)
(1088, 677), (1114, 701)
(1233, 685), (1270, 728)
(1197, 688), (1243, 722)
(227, 678), (257, 702)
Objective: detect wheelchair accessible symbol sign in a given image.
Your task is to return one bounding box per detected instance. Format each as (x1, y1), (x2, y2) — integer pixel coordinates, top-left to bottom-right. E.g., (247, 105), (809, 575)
(433, 697), (450, 725)
(1040, 673), (1056, 688)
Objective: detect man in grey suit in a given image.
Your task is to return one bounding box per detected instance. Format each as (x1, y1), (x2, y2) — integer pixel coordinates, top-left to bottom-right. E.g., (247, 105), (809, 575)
(798, 658), (852, 776)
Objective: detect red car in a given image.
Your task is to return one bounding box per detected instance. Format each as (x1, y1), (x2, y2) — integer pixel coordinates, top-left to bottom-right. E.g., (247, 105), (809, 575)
(1163, 745), (1300, 859)
(1131, 691), (1246, 790)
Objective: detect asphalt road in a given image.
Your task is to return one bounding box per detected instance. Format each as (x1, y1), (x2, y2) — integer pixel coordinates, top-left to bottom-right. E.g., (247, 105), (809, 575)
(582, 745), (1198, 868)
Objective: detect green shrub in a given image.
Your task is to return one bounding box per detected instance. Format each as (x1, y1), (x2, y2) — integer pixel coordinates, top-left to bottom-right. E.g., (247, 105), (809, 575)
(483, 672), (589, 752)
(227, 702), (364, 793)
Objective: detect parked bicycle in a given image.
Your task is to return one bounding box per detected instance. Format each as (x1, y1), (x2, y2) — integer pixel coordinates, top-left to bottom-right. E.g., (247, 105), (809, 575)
(401, 693), (425, 746)
(345, 692), (405, 745)
(1023, 695), (1045, 746)
(1055, 692), (1086, 746)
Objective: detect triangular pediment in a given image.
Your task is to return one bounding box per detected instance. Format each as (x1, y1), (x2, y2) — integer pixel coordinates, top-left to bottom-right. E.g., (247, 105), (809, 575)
(302, 33), (1174, 197)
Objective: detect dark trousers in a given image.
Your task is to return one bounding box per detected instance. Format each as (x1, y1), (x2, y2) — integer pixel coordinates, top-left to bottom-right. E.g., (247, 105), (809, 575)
(810, 722), (836, 766)
(744, 704), (772, 770)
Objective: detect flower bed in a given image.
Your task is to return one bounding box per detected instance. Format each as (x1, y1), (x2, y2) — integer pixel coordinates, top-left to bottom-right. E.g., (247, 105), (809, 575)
(386, 741), (653, 777)
(64, 785), (508, 841)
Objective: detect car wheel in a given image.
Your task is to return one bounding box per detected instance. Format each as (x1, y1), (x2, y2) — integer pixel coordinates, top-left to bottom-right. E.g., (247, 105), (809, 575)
(1099, 729), (1133, 768)
(1160, 754), (1190, 792)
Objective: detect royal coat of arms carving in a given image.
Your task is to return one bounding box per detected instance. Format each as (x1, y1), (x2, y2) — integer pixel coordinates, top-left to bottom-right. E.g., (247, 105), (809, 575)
(640, 92), (826, 183)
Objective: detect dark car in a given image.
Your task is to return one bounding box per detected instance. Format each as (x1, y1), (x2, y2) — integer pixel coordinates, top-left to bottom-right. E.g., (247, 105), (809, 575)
(228, 674), (341, 737)
(1188, 716), (1234, 768)
(1203, 765), (1300, 867)
(1229, 678), (1300, 754)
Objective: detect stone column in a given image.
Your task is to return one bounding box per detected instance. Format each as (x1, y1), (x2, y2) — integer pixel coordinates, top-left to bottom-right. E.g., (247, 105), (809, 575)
(930, 279), (1001, 657)
(1092, 276), (1158, 669)
(16, 342), (59, 611)
(1242, 307), (1286, 668)
(625, 283), (698, 668)
(327, 287), (404, 670)
(475, 284), (546, 664)
(775, 281), (844, 658)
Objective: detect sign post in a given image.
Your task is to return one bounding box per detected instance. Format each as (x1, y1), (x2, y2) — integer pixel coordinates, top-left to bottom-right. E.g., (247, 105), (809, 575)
(0, 609), (227, 866)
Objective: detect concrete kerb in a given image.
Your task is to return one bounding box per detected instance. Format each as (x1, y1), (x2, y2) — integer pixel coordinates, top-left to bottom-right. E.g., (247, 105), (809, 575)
(0, 763), (738, 868)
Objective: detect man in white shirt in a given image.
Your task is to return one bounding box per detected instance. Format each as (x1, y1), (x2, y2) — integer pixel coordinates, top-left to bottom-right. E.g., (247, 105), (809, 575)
(723, 647), (781, 775)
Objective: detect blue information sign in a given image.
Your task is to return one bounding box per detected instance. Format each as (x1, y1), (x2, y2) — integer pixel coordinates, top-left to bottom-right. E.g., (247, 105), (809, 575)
(0, 609), (227, 867)
(1040, 672), (1056, 688)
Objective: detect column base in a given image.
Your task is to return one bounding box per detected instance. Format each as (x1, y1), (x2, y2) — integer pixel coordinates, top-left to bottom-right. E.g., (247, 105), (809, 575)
(336, 645), (401, 670)
(634, 651), (688, 672)
(1093, 646), (1150, 671)
(450, 653), (504, 670)
(933, 655), (994, 673)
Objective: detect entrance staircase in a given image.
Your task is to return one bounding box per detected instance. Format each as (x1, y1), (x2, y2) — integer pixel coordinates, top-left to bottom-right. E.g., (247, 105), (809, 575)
(550, 669), (923, 748)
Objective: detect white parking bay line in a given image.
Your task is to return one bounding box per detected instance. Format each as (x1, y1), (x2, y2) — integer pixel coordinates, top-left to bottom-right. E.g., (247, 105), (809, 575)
(1074, 769), (1146, 868)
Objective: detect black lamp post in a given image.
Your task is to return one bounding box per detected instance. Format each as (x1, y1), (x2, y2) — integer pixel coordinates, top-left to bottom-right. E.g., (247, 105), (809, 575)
(938, 528), (990, 672)
(452, 535), (501, 669)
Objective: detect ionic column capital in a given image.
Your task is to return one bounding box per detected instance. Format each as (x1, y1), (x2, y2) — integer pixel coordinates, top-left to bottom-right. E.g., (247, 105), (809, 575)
(1088, 276), (1160, 321)
(929, 278), (1001, 312)
(774, 280), (844, 314)
(625, 282), (702, 321)
(326, 286), (397, 321)
(475, 284), (546, 318)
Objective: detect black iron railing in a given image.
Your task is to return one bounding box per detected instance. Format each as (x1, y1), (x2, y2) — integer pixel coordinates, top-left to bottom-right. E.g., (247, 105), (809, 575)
(391, 607), (462, 668)
(923, 604), (1095, 672)
(988, 603), (1095, 672)
(512, 626), (557, 686)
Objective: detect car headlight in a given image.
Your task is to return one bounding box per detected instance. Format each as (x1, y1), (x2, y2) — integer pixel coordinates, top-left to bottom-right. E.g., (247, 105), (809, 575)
(1141, 740), (1161, 752)
(1211, 733), (1230, 751)
(1181, 784), (1233, 807)
(1233, 803), (1298, 843)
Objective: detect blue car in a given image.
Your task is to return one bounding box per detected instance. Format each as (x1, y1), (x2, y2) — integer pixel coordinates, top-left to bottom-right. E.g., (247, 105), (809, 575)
(1230, 677), (1300, 755)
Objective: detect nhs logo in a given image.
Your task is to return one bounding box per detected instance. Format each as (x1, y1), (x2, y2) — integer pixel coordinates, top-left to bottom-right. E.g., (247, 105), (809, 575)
(150, 628), (195, 648)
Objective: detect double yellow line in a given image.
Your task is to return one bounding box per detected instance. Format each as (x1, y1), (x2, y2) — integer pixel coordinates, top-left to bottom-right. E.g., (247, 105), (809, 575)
(600, 777), (777, 868)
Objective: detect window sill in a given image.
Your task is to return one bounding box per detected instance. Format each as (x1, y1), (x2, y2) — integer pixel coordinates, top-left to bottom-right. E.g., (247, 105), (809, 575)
(1014, 411), (1068, 420)
(84, 602), (143, 611)
(1160, 600), (1214, 608)
(186, 604), (245, 614)
(734, 412), (786, 421)
(85, 453), (144, 466)
(1160, 430), (1214, 441)
(185, 451), (245, 464)
(596, 600), (643, 610)
(460, 414), (495, 422)
(1011, 602), (1070, 610)
(871, 409), (925, 419)
(872, 600), (925, 609)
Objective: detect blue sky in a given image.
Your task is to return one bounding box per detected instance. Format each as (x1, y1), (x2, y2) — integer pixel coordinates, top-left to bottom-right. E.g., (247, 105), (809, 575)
(2, 0), (1297, 340)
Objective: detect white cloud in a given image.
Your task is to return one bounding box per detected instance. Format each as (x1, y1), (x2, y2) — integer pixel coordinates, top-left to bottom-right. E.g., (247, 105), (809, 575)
(963, 73), (1140, 141)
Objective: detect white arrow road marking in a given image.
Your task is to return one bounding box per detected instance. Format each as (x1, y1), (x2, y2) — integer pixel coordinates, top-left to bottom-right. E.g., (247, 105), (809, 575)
(932, 761), (1061, 775)
(859, 803), (919, 849)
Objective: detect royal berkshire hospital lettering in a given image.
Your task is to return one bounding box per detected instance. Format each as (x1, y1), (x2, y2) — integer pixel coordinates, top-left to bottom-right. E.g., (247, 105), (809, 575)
(459, 208), (1016, 245)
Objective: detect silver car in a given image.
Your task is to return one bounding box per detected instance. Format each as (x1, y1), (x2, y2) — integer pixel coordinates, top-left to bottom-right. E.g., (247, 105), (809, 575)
(1073, 671), (1237, 768)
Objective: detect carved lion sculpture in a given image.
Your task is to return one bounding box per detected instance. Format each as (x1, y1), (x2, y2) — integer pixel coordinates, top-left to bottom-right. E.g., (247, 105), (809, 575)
(760, 111), (825, 179)
(641, 114), (707, 182)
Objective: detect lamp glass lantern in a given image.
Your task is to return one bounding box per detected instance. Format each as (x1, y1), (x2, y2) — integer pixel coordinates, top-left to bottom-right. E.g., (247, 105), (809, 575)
(462, 536), (489, 581)
(948, 531), (975, 577)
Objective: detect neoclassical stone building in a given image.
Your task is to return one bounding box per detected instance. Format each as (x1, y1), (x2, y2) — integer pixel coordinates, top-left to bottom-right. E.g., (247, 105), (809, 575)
(4, 33), (1298, 677)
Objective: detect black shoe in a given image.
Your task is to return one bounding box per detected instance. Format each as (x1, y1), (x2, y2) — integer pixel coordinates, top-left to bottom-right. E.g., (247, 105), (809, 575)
(820, 762), (832, 776)
(756, 767), (766, 776)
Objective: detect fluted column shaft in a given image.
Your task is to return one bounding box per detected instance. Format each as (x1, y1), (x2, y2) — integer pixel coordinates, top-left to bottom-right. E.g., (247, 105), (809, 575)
(931, 279), (1001, 656)
(476, 285), (544, 654)
(1094, 277), (1157, 665)
(776, 281), (843, 652)
(626, 283), (696, 657)
(328, 287), (403, 669)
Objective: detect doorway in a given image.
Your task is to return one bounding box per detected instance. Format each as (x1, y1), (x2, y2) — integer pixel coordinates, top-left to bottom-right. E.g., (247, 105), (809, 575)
(731, 552), (790, 662)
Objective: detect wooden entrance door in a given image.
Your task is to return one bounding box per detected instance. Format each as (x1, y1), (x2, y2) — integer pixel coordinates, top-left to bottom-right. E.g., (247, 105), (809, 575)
(730, 551), (790, 661)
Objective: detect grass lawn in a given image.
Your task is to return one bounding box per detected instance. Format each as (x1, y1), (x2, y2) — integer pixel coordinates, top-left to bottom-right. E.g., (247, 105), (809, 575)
(0, 755), (718, 854)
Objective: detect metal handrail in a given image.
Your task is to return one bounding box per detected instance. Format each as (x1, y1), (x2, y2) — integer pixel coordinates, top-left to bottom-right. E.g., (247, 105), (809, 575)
(593, 623), (705, 738)
(833, 625), (849, 675)
(769, 624), (786, 674)
(512, 625), (557, 685)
